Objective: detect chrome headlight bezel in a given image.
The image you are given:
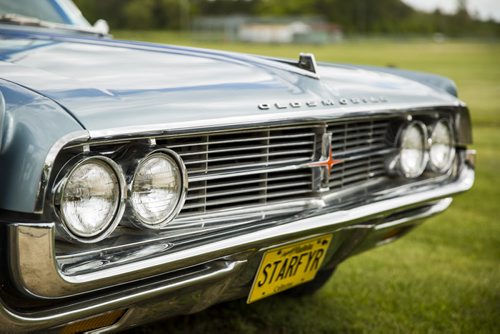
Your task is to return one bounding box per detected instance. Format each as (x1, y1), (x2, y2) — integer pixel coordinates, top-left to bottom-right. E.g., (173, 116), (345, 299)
(396, 120), (429, 179)
(127, 149), (188, 230)
(54, 156), (126, 244)
(429, 118), (456, 173)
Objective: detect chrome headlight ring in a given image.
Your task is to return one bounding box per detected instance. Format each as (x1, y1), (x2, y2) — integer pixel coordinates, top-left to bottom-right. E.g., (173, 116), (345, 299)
(127, 149), (188, 230)
(396, 120), (429, 179)
(429, 118), (456, 173)
(53, 155), (126, 244)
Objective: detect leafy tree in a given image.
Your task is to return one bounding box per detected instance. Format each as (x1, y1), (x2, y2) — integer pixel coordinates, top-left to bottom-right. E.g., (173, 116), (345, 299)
(72, 0), (499, 37)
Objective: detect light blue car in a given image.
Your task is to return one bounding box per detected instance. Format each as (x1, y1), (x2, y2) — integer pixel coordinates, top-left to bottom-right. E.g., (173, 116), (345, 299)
(0, 0), (474, 332)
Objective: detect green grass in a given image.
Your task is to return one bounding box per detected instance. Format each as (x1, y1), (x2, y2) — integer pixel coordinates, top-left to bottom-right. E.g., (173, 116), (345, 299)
(115, 32), (500, 333)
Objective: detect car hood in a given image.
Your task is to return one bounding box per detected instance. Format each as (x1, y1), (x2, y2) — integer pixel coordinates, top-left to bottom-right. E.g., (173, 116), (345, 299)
(0, 30), (460, 133)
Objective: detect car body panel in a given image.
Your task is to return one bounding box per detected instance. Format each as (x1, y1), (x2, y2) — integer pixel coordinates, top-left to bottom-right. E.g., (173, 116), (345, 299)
(0, 80), (83, 213)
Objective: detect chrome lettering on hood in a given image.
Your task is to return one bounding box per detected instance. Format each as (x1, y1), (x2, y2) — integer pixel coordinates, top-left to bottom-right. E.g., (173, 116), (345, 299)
(258, 96), (388, 110)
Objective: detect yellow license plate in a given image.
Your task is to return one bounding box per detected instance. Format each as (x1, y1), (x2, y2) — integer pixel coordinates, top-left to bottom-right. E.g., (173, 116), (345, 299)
(247, 235), (332, 303)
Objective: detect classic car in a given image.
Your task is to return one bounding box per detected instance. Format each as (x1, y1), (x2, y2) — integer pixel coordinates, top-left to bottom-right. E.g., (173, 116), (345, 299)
(0, 0), (475, 332)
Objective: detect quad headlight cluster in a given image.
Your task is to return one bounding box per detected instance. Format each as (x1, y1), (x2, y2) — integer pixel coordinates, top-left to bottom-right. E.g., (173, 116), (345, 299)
(55, 150), (187, 243)
(396, 118), (455, 179)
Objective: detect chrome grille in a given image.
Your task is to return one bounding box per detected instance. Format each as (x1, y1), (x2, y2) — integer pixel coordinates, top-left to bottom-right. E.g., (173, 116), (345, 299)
(328, 119), (392, 189)
(157, 126), (319, 216)
(160, 126), (317, 175)
(182, 170), (314, 215)
(153, 119), (394, 216)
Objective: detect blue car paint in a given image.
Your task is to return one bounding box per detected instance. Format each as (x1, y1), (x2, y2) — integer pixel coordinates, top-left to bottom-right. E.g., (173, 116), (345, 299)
(0, 80), (83, 213)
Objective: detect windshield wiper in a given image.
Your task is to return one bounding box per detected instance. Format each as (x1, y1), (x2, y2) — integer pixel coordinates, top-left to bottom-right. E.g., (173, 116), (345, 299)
(0, 13), (107, 36)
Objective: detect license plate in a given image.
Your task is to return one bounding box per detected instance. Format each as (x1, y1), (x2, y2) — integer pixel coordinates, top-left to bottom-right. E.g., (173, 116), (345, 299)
(247, 235), (332, 303)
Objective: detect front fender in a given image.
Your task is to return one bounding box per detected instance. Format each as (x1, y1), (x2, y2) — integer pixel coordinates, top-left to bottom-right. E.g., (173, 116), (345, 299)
(0, 80), (84, 213)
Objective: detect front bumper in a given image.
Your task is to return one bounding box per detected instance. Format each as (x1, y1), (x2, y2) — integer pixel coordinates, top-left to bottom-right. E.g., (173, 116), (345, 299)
(0, 158), (474, 332)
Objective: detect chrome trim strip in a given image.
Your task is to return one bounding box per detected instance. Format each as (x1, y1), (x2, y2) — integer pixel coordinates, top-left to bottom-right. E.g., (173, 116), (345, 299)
(34, 131), (90, 214)
(374, 197), (452, 230)
(88, 103), (461, 140)
(9, 163), (474, 298)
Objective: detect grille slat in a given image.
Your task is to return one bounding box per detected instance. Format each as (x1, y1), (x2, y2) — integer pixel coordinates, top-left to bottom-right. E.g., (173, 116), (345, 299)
(187, 181), (313, 200)
(331, 165), (378, 179)
(167, 132), (315, 149)
(333, 144), (388, 157)
(183, 149), (314, 165)
(183, 189), (312, 210)
(331, 138), (385, 150)
(178, 141), (314, 156)
(186, 157), (312, 175)
(329, 169), (386, 188)
(331, 129), (387, 141)
(330, 122), (388, 134)
(188, 173), (312, 191)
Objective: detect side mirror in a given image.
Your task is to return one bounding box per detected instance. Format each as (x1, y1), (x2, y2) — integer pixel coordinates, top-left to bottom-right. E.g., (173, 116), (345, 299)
(93, 19), (109, 34)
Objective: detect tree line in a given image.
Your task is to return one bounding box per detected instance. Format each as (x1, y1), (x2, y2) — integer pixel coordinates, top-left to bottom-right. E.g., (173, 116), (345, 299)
(74, 0), (500, 37)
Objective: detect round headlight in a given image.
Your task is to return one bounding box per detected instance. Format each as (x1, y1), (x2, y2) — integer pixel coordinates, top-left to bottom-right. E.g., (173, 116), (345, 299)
(59, 157), (123, 242)
(130, 151), (186, 228)
(429, 119), (455, 172)
(399, 121), (428, 178)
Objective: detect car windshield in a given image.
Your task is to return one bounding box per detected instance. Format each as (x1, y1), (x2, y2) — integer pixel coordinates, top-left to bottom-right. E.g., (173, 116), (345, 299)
(0, 0), (90, 27)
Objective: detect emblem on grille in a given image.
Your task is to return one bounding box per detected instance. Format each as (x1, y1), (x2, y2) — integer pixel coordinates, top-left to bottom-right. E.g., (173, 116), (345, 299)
(306, 133), (343, 184)
(307, 146), (343, 174)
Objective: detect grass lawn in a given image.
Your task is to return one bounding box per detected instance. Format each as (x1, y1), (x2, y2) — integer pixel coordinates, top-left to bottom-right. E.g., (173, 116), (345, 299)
(114, 32), (500, 333)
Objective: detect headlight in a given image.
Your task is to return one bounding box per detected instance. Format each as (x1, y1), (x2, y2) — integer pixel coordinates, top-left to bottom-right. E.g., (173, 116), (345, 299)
(429, 119), (455, 172)
(59, 157), (124, 243)
(130, 150), (186, 228)
(398, 121), (428, 178)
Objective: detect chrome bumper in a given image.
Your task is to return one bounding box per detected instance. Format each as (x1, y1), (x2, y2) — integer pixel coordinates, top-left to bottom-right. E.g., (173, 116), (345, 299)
(0, 160), (474, 332)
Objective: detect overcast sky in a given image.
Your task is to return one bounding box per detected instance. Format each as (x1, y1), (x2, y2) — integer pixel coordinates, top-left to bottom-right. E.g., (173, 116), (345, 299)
(402, 0), (500, 22)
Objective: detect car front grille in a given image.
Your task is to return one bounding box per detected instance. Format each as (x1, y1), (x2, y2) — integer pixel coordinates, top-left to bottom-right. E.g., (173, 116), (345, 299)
(154, 118), (395, 217)
(158, 126), (320, 216)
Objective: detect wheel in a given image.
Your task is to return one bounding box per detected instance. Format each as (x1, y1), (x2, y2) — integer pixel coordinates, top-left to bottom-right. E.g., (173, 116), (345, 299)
(284, 266), (336, 297)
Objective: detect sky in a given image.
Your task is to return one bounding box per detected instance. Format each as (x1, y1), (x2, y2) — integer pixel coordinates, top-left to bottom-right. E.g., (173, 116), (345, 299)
(402, 0), (500, 22)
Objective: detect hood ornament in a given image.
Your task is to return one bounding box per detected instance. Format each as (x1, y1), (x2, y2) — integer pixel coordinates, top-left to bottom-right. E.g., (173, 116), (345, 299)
(297, 53), (318, 74)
